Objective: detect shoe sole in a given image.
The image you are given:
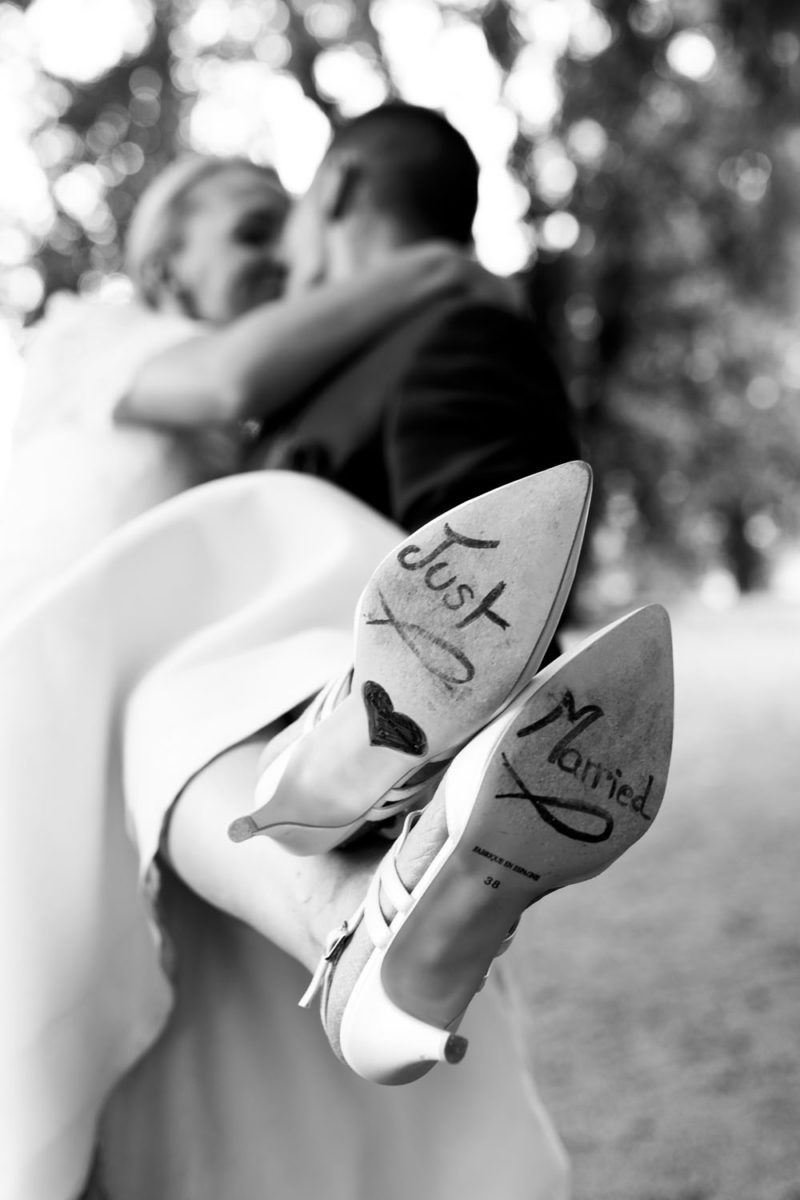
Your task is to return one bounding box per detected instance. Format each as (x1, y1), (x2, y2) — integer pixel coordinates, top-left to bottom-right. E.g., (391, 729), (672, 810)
(372, 605), (674, 1051)
(243, 462), (592, 853)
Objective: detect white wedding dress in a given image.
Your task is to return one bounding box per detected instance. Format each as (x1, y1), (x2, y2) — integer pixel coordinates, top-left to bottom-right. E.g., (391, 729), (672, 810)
(0, 293), (203, 625)
(0, 300), (569, 1200)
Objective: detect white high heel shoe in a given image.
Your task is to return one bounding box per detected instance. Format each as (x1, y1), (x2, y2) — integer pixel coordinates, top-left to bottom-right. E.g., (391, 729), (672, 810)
(301, 605), (674, 1084)
(228, 461), (593, 855)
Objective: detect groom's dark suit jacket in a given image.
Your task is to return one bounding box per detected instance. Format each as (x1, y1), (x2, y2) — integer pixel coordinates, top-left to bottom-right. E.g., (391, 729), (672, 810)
(246, 297), (579, 532)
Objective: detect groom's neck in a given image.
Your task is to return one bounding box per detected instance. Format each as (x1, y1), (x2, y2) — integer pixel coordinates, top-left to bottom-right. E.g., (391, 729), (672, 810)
(328, 217), (421, 281)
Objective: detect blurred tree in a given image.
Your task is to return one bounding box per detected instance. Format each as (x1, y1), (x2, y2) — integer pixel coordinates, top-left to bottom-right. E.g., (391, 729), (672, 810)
(531, 0), (800, 599)
(37, 7), (179, 300)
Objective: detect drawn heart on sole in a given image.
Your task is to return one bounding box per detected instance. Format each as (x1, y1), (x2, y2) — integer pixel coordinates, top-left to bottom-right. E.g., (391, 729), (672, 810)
(363, 681), (428, 757)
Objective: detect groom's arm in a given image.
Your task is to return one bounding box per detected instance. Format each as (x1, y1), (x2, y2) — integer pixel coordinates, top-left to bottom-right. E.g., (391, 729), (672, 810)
(115, 246), (479, 431)
(384, 302), (579, 531)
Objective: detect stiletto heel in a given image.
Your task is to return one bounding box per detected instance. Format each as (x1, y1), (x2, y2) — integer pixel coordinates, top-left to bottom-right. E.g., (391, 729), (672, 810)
(229, 462), (593, 853)
(340, 961), (468, 1085)
(299, 815), (472, 1084)
(302, 606), (674, 1084)
(228, 750), (292, 843)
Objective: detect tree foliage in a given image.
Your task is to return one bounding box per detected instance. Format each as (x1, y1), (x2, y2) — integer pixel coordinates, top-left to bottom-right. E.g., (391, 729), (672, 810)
(5, 0), (800, 598)
(544, 0), (800, 596)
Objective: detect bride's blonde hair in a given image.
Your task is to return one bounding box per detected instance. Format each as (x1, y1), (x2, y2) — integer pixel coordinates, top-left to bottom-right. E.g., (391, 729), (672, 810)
(125, 155), (285, 308)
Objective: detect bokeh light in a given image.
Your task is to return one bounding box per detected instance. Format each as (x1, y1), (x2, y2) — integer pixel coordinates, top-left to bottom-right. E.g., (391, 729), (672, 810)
(539, 210), (580, 251)
(719, 151), (772, 205)
(666, 29), (717, 80)
(566, 118), (608, 165)
(505, 46), (561, 132)
(313, 45), (388, 115)
(26, 0), (154, 83)
(304, 0), (354, 42)
(0, 266), (45, 314)
(531, 142), (578, 204)
(188, 64), (331, 192)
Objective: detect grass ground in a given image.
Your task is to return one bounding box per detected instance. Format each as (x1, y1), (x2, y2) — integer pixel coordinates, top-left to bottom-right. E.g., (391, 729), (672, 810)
(514, 597), (800, 1200)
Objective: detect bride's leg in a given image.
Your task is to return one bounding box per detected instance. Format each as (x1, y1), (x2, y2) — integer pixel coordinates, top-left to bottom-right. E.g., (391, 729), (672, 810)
(165, 730), (383, 972)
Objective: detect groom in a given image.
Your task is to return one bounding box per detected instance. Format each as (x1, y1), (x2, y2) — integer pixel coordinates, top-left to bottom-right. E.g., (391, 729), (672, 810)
(248, 102), (578, 532)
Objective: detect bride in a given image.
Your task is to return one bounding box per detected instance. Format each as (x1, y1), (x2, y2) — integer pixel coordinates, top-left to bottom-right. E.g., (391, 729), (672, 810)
(0, 154), (486, 625)
(0, 155), (570, 1200)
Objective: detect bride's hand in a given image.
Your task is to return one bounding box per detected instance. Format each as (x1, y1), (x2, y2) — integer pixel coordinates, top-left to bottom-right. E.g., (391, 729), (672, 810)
(182, 426), (249, 481)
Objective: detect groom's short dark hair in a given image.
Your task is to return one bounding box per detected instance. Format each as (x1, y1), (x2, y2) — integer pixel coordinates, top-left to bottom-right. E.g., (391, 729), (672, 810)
(328, 104), (479, 245)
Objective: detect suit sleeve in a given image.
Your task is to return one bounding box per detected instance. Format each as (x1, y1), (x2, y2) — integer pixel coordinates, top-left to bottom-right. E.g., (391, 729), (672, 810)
(384, 303), (580, 531)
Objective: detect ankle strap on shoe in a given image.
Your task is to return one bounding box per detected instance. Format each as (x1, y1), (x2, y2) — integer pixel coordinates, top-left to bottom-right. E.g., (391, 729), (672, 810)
(297, 811), (421, 1014)
(362, 811), (420, 950)
(299, 815), (520, 1017)
(298, 899), (365, 1012)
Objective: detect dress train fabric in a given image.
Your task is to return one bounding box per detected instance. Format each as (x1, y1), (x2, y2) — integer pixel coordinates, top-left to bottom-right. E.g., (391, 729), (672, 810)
(0, 472), (568, 1200)
(93, 875), (568, 1200)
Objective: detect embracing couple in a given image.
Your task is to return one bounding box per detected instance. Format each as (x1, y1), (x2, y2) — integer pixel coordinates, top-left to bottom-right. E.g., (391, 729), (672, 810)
(1, 104), (674, 1200)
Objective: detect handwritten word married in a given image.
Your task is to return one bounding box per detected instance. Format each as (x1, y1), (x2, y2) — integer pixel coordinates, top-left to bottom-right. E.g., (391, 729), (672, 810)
(518, 688), (656, 821)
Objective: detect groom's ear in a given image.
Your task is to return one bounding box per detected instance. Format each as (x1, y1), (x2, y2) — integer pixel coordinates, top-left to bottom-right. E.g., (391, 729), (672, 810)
(319, 152), (363, 223)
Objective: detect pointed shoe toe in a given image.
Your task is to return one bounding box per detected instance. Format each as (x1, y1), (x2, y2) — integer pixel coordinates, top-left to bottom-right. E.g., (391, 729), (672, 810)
(229, 462), (593, 855)
(301, 604), (674, 1084)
